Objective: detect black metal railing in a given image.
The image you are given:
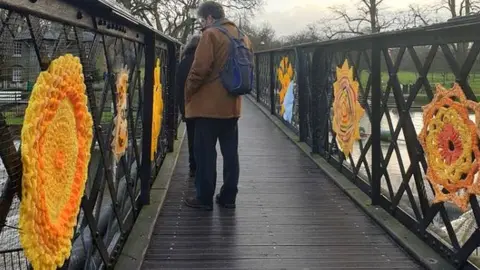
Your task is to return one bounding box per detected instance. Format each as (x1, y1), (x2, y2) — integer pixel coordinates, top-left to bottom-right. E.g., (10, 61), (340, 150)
(253, 16), (480, 269)
(0, 0), (181, 269)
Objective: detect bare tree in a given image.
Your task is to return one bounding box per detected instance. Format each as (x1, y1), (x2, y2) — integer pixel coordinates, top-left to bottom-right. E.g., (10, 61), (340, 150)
(315, 17), (362, 40)
(409, 0), (480, 63)
(436, 0), (480, 17)
(405, 0), (480, 26)
(278, 24), (324, 47)
(116, 0), (264, 42)
(241, 22), (280, 50)
(317, 0), (447, 39)
(406, 4), (439, 27)
(329, 0), (396, 35)
(441, 0), (480, 63)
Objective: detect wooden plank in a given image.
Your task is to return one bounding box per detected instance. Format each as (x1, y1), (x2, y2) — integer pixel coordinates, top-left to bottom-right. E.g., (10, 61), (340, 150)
(142, 99), (422, 269)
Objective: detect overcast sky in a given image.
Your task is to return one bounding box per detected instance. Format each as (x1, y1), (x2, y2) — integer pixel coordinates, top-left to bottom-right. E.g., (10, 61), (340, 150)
(251, 0), (437, 37)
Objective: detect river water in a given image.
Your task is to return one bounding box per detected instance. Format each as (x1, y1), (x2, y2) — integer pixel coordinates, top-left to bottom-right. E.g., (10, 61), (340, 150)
(339, 109), (480, 261)
(351, 109), (474, 217)
(352, 109), (428, 196)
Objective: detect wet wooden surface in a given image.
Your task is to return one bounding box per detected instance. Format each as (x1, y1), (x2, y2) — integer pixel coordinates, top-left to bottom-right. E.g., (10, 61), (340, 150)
(142, 98), (422, 269)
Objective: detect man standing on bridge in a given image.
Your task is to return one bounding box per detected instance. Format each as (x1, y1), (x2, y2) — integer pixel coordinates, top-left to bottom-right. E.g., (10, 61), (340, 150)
(183, 1), (254, 211)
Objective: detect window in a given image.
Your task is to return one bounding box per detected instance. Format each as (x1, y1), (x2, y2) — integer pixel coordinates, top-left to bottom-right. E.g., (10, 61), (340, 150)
(13, 42), (21, 57)
(12, 68), (22, 82)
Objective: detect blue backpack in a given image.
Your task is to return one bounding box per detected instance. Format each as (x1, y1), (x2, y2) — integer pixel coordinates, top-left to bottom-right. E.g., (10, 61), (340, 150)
(212, 25), (254, 96)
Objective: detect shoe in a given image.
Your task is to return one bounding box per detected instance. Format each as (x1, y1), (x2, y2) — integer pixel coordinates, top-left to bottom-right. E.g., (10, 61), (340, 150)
(184, 197), (213, 211)
(189, 169), (196, 178)
(215, 194), (236, 209)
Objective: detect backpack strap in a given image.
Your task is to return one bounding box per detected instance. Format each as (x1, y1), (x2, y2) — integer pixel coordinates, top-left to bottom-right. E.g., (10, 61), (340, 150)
(212, 25), (244, 41)
(205, 24), (246, 83)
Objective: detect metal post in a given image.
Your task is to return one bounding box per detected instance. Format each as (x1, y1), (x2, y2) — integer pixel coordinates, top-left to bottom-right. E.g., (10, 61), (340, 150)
(255, 54), (260, 102)
(295, 48), (308, 142)
(174, 43), (181, 140)
(140, 32), (155, 206)
(166, 41), (177, 152)
(371, 40), (382, 205)
(269, 51), (275, 114)
(310, 48), (325, 154)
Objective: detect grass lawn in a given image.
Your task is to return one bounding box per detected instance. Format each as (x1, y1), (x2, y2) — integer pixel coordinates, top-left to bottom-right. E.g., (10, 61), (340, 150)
(6, 116), (24, 126)
(358, 70), (480, 95)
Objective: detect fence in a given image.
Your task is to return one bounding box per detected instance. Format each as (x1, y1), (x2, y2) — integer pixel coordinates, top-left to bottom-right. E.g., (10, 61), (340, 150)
(253, 16), (480, 269)
(0, 0), (181, 269)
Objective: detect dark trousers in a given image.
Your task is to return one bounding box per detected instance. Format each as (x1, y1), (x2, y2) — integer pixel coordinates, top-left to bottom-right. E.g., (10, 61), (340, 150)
(194, 118), (239, 205)
(185, 119), (196, 171)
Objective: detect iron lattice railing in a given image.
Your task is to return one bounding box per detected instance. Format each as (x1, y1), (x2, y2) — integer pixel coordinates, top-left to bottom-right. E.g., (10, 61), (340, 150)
(254, 17), (480, 269)
(0, 0), (181, 269)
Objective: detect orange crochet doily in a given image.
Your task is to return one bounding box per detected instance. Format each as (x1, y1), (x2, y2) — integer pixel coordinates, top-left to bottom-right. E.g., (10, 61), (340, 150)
(418, 83), (480, 211)
(332, 59), (365, 157)
(19, 54), (93, 269)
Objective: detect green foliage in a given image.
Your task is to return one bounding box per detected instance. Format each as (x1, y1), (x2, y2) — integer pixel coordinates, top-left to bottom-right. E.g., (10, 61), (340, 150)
(6, 111), (114, 126)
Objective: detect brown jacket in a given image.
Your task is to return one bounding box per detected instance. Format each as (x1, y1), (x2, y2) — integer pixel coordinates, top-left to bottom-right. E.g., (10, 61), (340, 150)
(184, 20), (253, 119)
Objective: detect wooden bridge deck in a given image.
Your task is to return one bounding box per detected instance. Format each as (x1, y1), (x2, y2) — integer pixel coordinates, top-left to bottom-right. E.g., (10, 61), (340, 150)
(141, 98), (422, 269)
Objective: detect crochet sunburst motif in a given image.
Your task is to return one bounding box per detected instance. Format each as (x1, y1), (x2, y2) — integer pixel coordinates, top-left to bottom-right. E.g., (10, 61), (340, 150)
(277, 56), (294, 115)
(112, 68), (129, 162)
(418, 83), (480, 211)
(332, 59), (365, 157)
(19, 54), (93, 269)
(151, 58), (164, 161)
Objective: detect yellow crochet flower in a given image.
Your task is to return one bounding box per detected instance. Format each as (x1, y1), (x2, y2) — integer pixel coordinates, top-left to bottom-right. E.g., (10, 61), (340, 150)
(277, 57), (293, 115)
(112, 68), (129, 162)
(151, 58), (164, 161)
(332, 59), (365, 157)
(19, 54), (93, 270)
